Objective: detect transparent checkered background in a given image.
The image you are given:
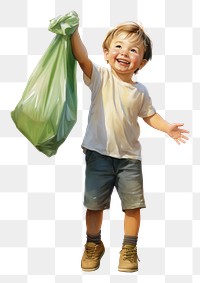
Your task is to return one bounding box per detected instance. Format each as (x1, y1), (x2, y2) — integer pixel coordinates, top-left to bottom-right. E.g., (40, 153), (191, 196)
(0, 0), (199, 282)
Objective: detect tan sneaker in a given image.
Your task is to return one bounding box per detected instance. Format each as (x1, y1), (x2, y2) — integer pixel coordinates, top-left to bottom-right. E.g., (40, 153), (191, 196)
(118, 244), (139, 272)
(81, 241), (105, 271)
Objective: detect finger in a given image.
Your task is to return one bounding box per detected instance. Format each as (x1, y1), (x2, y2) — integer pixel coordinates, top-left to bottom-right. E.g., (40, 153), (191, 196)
(180, 129), (190, 134)
(181, 134), (189, 140)
(175, 123), (184, 127)
(179, 138), (186, 144)
(175, 139), (180, 145)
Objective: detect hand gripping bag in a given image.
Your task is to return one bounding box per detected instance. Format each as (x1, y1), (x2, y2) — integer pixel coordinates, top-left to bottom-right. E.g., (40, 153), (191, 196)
(11, 11), (79, 157)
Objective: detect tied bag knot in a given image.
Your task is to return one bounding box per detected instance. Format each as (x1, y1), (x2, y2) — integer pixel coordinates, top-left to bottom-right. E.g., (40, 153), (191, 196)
(48, 11), (79, 36)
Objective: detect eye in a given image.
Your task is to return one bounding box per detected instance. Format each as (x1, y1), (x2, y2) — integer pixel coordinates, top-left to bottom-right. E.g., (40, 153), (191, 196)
(115, 45), (121, 48)
(130, 48), (137, 53)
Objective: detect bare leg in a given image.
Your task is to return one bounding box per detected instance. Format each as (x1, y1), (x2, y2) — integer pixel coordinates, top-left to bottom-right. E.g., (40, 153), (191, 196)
(124, 208), (140, 236)
(86, 209), (103, 235)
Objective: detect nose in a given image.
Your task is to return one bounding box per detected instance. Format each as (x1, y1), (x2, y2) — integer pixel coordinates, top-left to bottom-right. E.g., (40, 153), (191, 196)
(120, 47), (129, 56)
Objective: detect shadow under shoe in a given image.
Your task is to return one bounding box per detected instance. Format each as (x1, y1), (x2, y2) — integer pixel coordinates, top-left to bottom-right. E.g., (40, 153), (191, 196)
(118, 244), (140, 272)
(81, 241), (105, 272)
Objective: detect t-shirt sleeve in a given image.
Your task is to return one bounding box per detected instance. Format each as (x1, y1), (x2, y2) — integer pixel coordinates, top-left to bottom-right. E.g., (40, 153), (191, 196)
(83, 63), (102, 95)
(138, 85), (156, 118)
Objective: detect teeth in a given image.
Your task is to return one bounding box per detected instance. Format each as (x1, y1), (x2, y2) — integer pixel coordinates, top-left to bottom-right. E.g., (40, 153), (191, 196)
(117, 59), (129, 64)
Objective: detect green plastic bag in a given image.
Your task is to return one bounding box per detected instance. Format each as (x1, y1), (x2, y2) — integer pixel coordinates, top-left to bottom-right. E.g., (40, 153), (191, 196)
(11, 11), (79, 157)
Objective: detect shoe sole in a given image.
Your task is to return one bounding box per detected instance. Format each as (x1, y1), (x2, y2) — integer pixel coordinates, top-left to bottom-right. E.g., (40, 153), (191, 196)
(118, 267), (138, 273)
(81, 249), (105, 272)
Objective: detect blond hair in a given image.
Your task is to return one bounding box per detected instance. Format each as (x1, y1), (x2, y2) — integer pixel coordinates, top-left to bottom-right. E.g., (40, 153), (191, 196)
(102, 22), (152, 61)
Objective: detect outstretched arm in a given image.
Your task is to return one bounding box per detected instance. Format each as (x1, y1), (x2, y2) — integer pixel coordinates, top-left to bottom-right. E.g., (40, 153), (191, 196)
(143, 113), (190, 145)
(71, 28), (93, 79)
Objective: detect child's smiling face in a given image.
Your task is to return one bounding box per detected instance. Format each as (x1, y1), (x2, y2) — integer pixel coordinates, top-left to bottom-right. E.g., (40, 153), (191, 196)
(104, 32), (147, 81)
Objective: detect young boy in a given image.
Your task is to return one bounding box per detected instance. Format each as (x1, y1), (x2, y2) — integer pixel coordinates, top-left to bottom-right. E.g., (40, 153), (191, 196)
(71, 22), (189, 272)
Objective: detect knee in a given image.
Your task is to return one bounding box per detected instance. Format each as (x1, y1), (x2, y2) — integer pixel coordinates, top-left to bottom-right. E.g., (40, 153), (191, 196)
(124, 208), (140, 216)
(87, 209), (103, 215)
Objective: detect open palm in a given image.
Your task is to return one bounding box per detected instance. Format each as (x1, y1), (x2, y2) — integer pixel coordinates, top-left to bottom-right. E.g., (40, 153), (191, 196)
(167, 123), (190, 145)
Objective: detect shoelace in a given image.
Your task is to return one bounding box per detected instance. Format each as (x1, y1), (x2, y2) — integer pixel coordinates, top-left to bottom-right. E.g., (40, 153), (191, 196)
(123, 247), (140, 262)
(85, 245), (97, 259)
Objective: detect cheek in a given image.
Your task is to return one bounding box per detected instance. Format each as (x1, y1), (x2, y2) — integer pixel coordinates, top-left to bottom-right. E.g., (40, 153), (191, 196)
(130, 54), (141, 64)
(105, 50), (118, 61)
(109, 48), (119, 56)
(107, 52), (118, 62)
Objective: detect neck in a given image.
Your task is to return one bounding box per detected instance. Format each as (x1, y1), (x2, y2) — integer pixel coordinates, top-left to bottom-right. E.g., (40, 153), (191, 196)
(111, 69), (135, 84)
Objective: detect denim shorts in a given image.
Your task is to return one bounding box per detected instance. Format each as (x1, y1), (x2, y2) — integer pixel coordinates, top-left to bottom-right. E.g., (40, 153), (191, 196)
(84, 150), (146, 211)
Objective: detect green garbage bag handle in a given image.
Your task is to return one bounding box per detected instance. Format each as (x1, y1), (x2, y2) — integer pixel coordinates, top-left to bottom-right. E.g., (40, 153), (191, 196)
(48, 11), (79, 36)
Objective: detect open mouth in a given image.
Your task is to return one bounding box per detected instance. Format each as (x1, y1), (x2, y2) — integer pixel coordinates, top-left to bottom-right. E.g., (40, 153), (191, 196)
(116, 59), (130, 65)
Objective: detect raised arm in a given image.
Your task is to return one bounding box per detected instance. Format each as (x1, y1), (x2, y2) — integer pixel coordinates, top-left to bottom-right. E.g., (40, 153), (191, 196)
(71, 28), (93, 79)
(143, 113), (190, 145)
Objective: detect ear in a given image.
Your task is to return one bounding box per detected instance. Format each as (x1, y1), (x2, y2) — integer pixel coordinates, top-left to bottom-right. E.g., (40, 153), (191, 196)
(139, 59), (148, 70)
(103, 48), (109, 62)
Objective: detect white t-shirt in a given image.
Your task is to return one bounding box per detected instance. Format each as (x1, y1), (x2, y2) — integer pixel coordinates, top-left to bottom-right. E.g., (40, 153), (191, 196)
(82, 63), (156, 160)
